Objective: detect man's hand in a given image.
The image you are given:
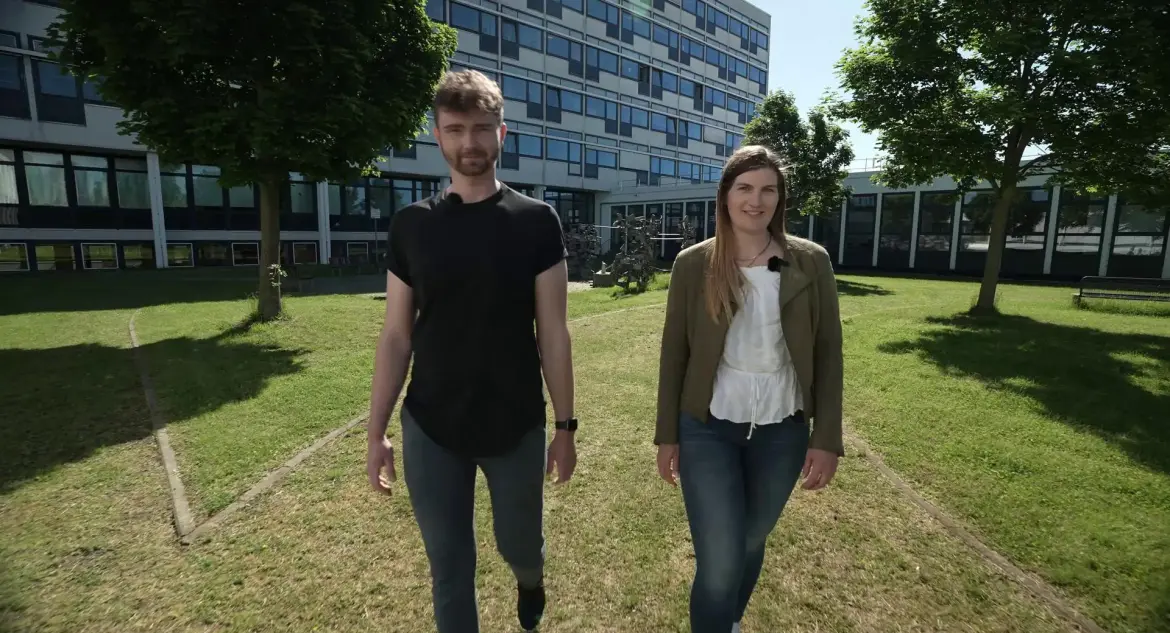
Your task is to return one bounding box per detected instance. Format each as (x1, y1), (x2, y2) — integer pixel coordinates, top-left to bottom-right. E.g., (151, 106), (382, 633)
(801, 448), (838, 490)
(546, 430), (577, 484)
(367, 436), (397, 495)
(656, 444), (680, 486)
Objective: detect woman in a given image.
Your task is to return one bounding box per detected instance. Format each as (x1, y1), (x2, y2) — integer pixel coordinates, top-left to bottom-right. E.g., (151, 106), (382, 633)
(654, 145), (844, 633)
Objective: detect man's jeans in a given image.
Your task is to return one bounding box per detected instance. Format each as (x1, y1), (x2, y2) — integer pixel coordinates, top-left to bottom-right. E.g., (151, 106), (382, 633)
(678, 412), (809, 633)
(402, 409), (546, 633)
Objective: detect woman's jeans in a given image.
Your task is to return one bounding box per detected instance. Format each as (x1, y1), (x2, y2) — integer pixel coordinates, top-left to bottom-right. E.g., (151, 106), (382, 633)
(678, 411), (809, 633)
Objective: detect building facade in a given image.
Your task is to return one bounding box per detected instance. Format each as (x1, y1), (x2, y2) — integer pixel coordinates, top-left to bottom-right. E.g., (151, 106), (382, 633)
(2, 0), (1166, 279)
(0, 0), (769, 272)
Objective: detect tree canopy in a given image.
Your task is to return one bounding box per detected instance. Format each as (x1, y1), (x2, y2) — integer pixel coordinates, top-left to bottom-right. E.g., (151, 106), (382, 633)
(743, 90), (855, 218)
(48, 0), (457, 319)
(833, 0), (1170, 309)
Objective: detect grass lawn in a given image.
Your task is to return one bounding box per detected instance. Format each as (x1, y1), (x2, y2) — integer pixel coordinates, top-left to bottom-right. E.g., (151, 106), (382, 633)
(1, 270), (1166, 632)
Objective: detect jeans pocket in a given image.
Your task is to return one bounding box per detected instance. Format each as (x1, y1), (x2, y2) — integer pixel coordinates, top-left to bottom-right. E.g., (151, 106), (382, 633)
(679, 412), (718, 442)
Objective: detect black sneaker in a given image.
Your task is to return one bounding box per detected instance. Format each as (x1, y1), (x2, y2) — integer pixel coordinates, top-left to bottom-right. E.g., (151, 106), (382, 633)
(517, 581), (546, 631)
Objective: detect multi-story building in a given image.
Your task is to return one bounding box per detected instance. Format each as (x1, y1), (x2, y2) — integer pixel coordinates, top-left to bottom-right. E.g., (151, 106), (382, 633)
(0, 0), (768, 271)
(2, 0), (1166, 279)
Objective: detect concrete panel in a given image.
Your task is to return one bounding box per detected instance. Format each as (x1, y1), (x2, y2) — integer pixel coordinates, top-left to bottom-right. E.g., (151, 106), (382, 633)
(631, 127), (655, 146)
(558, 10), (588, 32)
(545, 56), (572, 81)
(0, 105), (142, 152)
(586, 20), (608, 39)
(517, 157), (546, 182)
(594, 167), (620, 190)
(658, 91), (682, 110)
(621, 151), (650, 171)
(543, 160), (571, 186)
(631, 36), (653, 57)
(518, 47), (546, 71)
(455, 29), (482, 55)
(651, 42), (671, 61)
(619, 77), (640, 96)
(598, 71), (621, 93)
(583, 117), (608, 137)
(559, 112), (587, 134)
(599, 181), (717, 205)
(663, 4), (683, 24)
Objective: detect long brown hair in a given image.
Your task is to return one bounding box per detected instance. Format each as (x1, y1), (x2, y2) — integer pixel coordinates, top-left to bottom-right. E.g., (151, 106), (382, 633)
(705, 145), (790, 324)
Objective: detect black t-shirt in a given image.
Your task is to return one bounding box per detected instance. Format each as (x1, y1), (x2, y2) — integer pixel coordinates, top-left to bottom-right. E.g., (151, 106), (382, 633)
(386, 184), (567, 457)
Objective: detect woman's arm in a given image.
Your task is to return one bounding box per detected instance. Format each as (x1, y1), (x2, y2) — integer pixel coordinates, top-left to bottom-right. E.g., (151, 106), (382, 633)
(809, 248), (845, 457)
(654, 254), (691, 446)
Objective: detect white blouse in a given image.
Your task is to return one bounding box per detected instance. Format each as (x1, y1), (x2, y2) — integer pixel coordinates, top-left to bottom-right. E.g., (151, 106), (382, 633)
(708, 266), (803, 437)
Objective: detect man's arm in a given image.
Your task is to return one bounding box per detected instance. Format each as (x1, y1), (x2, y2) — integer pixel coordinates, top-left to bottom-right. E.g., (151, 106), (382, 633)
(369, 271), (414, 442)
(535, 260), (573, 423)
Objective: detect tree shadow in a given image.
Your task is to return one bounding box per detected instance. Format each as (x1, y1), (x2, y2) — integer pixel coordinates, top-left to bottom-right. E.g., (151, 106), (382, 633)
(837, 279), (895, 296)
(0, 269), (389, 316)
(878, 313), (1170, 474)
(0, 327), (305, 494)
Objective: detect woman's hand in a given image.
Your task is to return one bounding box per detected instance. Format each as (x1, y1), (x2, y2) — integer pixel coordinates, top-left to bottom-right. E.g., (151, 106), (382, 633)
(801, 448), (838, 490)
(657, 444), (680, 486)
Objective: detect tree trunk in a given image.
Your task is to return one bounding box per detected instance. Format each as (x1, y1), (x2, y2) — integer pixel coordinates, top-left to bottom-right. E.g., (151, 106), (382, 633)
(974, 183), (1017, 314)
(257, 178), (282, 321)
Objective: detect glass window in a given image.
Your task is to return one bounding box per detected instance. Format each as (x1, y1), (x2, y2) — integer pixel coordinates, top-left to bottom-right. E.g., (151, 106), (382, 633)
(166, 243), (193, 267)
(292, 242), (318, 265)
(0, 243), (29, 272)
(621, 59), (640, 80)
(35, 244), (75, 271)
(347, 242), (369, 261)
(586, 96), (606, 118)
(228, 184), (254, 207)
(651, 113), (668, 131)
(563, 0), (583, 12)
(24, 152), (67, 206)
(451, 3), (480, 31)
(588, 0), (607, 19)
(34, 61), (77, 97)
(0, 151), (18, 205)
(426, 0), (446, 21)
(290, 182), (315, 214)
(1057, 192), (1107, 234)
(345, 185), (367, 215)
(369, 181), (392, 219)
(123, 243), (155, 269)
(82, 243), (118, 270)
(632, 108), (648, 127)
(502, 21), (518, 42)
(503, 75), (528, 100)
(197, 242), (230, 266)
(161, 171), (188, 208)
(653, 24), (670, 45)
(548, 88), (562, 109)
(72, 156), (111, 207)
(115, 158), (150, 209)
(680, 79), (695, 97)
(480, 12), (496, 36)
(562, 91), (582, 113)
(710, 89), (725, 107)
(232, 242), (260, 266)
(598, 50), (618, 74)
(192, 166), (223, 206)
(519, 24), (543, 51)
(547, 34), (570, 58)
(518, 135), (543, 157)
(633, 16), (650, 38)
(527, 81), (542, 104)
(662, 72), (677, 92)
(547, 139), (569, 161)
(1116, 200), (1168, 234)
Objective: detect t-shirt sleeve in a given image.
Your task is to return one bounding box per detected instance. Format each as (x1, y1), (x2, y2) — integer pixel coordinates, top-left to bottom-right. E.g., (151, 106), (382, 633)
(386, 211), (412, 286)
(532, 203), (568, 275)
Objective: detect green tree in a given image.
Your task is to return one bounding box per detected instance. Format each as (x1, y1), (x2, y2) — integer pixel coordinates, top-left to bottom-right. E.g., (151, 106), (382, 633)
(48, 0), (457, 320)
(743, 89), (855, 219)
(833, 0), (1170, 312)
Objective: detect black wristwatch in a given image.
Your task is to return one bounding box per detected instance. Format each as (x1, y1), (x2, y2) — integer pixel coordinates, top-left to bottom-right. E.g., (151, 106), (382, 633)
(554, 418), (578, 432)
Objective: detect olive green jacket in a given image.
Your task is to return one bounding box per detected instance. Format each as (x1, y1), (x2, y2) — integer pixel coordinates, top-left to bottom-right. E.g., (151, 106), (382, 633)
(654, 235), (845, 455)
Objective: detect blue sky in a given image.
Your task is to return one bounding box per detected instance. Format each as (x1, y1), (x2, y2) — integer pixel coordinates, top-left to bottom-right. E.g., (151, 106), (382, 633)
(754, 0), (879, 161)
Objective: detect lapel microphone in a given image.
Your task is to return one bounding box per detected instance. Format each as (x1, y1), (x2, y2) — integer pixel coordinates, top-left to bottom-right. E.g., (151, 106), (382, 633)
(767, 255), (788, 272)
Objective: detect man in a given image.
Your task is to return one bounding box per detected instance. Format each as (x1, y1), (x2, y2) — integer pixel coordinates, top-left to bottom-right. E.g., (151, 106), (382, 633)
(366, 69), (578, 633)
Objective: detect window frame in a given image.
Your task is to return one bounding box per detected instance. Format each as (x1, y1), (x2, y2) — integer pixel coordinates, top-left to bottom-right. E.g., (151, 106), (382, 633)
(167, 242), (195, 268)
(0, 242), (30, 272)
(231, 241), (260, 266)
(80, 242), (119, 270)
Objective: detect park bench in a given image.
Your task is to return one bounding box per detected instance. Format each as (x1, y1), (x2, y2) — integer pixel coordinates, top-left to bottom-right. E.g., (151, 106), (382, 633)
(1074, 276), (1170, 305)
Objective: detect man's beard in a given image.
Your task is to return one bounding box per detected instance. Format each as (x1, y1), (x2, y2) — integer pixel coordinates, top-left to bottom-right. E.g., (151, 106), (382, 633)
(442, 145), (498, 178)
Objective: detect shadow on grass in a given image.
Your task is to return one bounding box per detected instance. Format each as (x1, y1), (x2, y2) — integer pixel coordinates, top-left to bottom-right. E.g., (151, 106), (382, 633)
(837, 279), (895, 297)
(0, 269), (389, 316)
(879, 313), (1170, 474)
(0, 329), (305, 494)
